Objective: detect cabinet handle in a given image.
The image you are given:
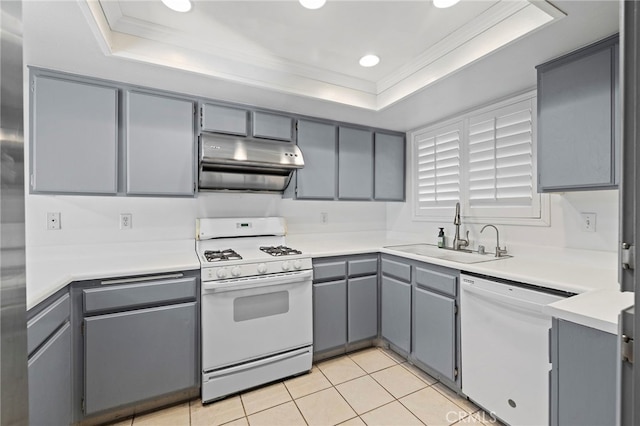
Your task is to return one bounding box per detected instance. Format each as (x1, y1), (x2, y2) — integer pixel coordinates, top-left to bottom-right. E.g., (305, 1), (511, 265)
(100, 273), (184, 286)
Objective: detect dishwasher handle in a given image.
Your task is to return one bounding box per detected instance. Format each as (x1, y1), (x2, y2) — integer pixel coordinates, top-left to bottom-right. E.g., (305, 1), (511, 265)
(461, 281), (551, 313)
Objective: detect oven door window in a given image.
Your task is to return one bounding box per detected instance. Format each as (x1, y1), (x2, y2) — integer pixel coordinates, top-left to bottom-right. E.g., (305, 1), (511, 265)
(234, 291), (289, 322)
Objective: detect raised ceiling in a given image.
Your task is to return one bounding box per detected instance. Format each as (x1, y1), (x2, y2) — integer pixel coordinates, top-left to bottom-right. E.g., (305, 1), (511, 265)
(82, 0), (564, 110)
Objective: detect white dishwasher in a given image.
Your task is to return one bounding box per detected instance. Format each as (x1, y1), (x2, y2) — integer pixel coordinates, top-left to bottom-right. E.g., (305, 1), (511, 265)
(460, 273), (568, 426)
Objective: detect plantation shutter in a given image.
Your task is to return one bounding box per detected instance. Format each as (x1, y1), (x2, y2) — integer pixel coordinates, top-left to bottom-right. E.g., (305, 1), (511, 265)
(467, 99), (534, 208)
(414, 122), (462, 213)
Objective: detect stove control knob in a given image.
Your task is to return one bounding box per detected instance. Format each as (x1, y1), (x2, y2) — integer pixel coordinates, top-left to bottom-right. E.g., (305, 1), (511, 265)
(281, 261), (291, 271)
(231, 266), (241, 277)
(257, 263), (268, 274)
(216, 268), (228, 279)
(293, 260), (302, 270)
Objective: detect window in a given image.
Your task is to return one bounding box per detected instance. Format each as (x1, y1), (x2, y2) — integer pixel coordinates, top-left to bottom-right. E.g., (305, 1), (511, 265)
(412, 92), (548, 225)
(413, 122), (462, 217)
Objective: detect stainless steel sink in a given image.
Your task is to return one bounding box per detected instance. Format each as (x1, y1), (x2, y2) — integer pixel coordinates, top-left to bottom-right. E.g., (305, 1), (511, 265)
(385, 243), (512, 264)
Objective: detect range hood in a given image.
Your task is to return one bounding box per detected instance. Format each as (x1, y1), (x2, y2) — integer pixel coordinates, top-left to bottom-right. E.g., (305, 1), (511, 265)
(198, 133), (304, 193)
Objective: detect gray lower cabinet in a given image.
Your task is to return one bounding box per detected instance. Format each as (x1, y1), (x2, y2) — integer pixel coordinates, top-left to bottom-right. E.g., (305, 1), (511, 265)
(374, 133), (405, 201)
(381, 276), (411, 353)
(338, 127), (374, 200)
(537, 34), (619, 191)
(31, 74), (118, 194)
(313, 255), (378, 356)
(550, 318), (617, 426)
(27, 292), (72, 426)
(412, 287), (456, 382)
(348, 275), (378, 343)
(296, 120), (337, 199)
(74, 272), (200, 421)
(125, 91), (195, 195)
(313, 280), (347, 353)
(84, 302), (198, 415)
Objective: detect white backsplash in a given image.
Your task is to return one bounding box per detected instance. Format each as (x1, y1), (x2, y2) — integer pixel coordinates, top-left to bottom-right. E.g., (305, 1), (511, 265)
(386, 190), (619, 253)
(25, 192), (388, 247)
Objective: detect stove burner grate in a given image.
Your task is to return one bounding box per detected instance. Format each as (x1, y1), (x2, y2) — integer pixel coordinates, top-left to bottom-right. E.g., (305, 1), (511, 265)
(260, 245), (303, 257)
(204, 249), (243, 262)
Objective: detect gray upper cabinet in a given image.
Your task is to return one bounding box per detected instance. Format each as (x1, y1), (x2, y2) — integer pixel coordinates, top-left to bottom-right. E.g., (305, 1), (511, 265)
(125, 91), (195, 196)
(338, 127), (373, 200)
(201, 103), (248, 136)
(296, 120), (337, 199)
(252, 111), (293, 141)
(374, 133), (405, 201)
(31, 75), (118, 194)
(537, 35), (619, 191)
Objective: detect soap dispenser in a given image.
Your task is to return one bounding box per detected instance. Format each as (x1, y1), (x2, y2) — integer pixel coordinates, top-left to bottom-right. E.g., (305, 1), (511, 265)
(437, 228), (445, 248)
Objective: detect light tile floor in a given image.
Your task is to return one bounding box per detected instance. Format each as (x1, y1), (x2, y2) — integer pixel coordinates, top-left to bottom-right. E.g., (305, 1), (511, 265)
(111, 347), (501, 426)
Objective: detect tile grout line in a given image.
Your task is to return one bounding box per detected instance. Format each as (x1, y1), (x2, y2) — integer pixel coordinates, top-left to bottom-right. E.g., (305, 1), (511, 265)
(281, 374), (310, 426)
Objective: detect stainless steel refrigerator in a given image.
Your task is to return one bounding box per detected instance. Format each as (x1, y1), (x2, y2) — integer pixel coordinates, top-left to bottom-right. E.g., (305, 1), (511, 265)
(620, 1), (639, 424)
(0, 0), (28, 424)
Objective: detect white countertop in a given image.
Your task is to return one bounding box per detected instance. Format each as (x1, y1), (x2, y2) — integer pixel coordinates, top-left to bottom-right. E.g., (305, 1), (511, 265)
(27, 232), (623, 334)
(544, 289), (634, 334)
(26, 240), (200, 310)
(288, 232), (619, 295)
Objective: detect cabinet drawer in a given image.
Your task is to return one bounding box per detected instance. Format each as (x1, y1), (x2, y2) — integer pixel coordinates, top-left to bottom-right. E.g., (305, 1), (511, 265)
(252, 111), (293, 141)
(415, 267), (457, 297)
(348, 258), (378, 277)
(201, 104), (248, 136)
(27, 293), (70, 356)
(83, 277), (197, 314)
(313, 261), (346, 282)
(381, 258), (411, 282)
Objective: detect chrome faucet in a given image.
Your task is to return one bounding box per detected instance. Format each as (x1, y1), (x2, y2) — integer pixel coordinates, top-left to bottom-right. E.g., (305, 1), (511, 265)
(452, 202), (469, 251)
(480, 224), (508, 257)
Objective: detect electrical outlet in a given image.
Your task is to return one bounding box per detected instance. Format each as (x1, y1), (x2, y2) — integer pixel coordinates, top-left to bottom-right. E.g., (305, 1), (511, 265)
(47, 212), (61, 230)
(120, 213), (132, 230)
(321, 212), (328, 224)
(581, 213), (596, 233)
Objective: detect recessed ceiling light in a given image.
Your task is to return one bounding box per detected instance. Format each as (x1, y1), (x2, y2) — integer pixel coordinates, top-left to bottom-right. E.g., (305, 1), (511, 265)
(299, 0), (326, 10)
(359, 55), (380, 68)
(161, 0), (192, 13)
(433, 0), (460, 8)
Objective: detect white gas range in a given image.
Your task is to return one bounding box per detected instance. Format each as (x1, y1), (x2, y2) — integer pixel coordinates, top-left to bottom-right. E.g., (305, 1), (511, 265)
(196, 217), (313, 403)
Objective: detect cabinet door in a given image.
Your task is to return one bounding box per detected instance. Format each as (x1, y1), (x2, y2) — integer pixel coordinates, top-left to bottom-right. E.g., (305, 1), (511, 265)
(126, 91), (195, 195)
(538, 44), (616, 190)
(381, 276), (411, 353)
(374, 133), (405, 201)
(201, 104), (248, 136)
(551, 319), (617, 426)
(252, 111), (293, 141)
(338, 127), (373, 200)
(31, 76), (118, 194)
(296, 120), (337, 199)
(348, 275), (378, 343)
(28, 322), (72, 426)
(313, 280), (346, 353)
(84, 302), (197, 415)
(412, 286), (456, 382)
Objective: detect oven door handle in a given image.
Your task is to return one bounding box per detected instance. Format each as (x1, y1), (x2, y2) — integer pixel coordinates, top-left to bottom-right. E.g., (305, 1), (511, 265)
(202, 270), (313, 294)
